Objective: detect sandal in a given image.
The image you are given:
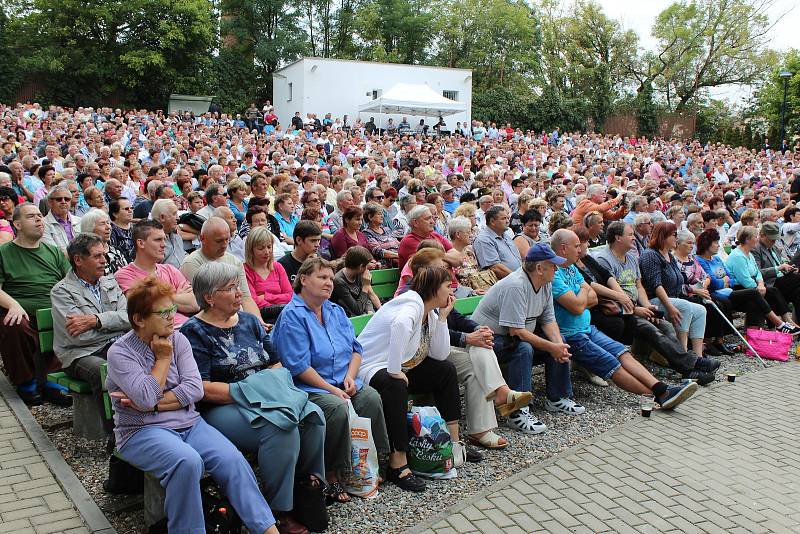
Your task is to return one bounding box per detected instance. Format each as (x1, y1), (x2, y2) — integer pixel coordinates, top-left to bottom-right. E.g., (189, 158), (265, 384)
(323, 481), (350, 505)
(496, 390), (533, 417)
(386, 464), (426, 492)
(467, 431), (508, 450)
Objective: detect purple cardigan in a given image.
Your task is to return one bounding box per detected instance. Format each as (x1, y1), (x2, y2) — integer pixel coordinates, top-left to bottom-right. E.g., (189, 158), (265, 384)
(106, 330), (203, 447)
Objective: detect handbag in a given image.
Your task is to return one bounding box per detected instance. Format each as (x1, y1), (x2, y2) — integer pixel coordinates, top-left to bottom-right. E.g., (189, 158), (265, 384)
(291, 474), (328, 532)
(466, 269), (497, 292)
(744, 328), (792, 361)
(342, 400), (380, 499)
(147, 478), (242, 534)
(103, 454), (144, 495)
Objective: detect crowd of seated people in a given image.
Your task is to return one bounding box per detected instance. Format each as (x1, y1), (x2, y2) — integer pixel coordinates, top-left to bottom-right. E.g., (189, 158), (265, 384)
(2, 101), (800, 532)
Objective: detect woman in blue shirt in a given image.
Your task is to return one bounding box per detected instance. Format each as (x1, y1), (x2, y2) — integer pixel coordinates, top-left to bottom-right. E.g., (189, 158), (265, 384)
(696, 228), (793, 334)
(273, 257), (389, 504)
(180, 262), (325, 534)
(722, 226), (800, 334)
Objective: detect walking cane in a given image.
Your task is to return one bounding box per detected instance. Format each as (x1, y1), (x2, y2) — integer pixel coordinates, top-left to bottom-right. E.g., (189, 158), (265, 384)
(703, 298), (768, 368)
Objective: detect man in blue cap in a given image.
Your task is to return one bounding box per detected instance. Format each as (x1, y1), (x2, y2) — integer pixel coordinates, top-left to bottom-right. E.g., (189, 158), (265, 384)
(472, 242), (583, 435)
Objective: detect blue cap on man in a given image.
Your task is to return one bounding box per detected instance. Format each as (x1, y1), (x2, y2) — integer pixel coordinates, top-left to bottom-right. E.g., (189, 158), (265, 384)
(525, 243), (567, 265)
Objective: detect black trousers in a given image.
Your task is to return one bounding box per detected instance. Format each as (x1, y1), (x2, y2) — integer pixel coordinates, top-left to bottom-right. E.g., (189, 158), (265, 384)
(369, 357), (460, 453)
(733, 285), (789, 318)
(775, 273), (800, 311)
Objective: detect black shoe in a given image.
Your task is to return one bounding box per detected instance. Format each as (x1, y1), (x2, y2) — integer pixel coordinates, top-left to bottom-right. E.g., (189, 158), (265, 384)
(722, 342), (741, 354)
(387, 465), (426, 492)
(695, 357), (721, 373)
(466, 446), (483, 463)
(712, 343), (734, 356)
(43, 386), (72, 407)
(682, 370), (715, 386)
(17, 387), (42, 406)
(704, 343), (722, 356)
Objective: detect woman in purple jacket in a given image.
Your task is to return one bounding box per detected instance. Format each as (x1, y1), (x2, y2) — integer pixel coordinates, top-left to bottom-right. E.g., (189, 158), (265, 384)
(106, 276), (278, 534)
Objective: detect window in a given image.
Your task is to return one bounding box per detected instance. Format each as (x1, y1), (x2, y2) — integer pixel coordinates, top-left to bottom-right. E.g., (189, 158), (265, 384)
(287, 83), (293, 102)
(443, 90), (459, 101)
(371, 89), (382, 100)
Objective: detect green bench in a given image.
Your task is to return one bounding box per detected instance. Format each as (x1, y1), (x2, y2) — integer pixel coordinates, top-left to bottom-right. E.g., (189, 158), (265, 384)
(370, 268), (400, 300)
(349, 295), (483, 336)
(38, 308), (111, 439)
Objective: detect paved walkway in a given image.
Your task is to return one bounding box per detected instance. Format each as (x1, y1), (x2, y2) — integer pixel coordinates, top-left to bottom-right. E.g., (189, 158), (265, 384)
(413, 362), (800, 534)
(0, 394), (89, 533)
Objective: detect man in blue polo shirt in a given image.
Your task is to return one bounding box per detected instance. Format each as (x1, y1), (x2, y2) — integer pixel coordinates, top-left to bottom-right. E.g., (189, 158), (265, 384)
(549, 228), (697, 411)
(473, 205), (521, 280)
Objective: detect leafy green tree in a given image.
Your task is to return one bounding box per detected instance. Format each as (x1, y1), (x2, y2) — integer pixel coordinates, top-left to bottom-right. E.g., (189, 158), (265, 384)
(752, 50), (800, 150)
(634, 80), (659, 138)
(472, 87), (534, 130)
(356, 0), (434, 64)
(0, 7), (20, 103)
(433, 0), (539, 91)
(218, 0), (308, 112)
(637, 0), (776, 110)
(6, 0), (216, 108)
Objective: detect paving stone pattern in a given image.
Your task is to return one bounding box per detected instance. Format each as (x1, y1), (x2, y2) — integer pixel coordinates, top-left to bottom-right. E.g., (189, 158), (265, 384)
(0, 395), (89, 534)
(413, 362), (800, 534)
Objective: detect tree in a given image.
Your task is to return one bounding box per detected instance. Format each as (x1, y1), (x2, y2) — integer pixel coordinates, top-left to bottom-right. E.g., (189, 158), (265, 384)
(356, 0), (434, 64)
(0, 7), (20, 103)
(433, 0), (539, 91)
(637, 0), (778, 110)
(634, 80), (659, 138)
(217, 0), (309, 111)
(6, 0), (216, 108)
(751, 50), (800, 149)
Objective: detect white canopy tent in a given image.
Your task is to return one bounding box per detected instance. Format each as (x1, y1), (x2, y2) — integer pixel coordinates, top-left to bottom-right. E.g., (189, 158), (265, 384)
(358, 83), (466, 129)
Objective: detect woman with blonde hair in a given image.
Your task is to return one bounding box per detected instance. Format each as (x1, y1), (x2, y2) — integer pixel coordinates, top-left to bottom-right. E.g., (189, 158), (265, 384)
(227, 178), (250, 228)
(244, 227), (293, 322)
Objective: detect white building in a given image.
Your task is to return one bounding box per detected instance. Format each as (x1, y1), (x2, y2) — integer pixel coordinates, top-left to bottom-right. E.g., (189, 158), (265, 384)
(272, 57), (472, 132)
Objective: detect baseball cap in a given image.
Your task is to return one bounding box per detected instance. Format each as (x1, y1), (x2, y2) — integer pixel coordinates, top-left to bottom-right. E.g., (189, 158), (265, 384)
(525, 243), (567, 265)
(439, 184), (454, 193)
(761, 221), (780, 240)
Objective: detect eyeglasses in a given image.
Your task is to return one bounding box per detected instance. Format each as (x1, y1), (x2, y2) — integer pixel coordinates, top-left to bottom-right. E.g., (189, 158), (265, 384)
(122, 206), (133, 211)
(51, 197), (71, 202)
(215, 285), (240, 294)
(374, 195), (385, 200)
(150, 304), (178, 319)
(0, 196), (10, 201)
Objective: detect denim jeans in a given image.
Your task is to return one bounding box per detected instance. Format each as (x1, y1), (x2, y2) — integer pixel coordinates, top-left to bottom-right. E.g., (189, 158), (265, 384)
(563, 325), (626, 380)
(493, 334), (573, 401)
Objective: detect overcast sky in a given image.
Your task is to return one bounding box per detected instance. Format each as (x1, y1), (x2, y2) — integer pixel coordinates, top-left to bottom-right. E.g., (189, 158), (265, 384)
(589, 0), (799, 104)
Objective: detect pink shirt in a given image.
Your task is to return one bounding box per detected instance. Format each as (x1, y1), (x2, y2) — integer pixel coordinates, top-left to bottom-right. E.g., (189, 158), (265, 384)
(244, 262), (293, 308)
(114, 263), (192, 327)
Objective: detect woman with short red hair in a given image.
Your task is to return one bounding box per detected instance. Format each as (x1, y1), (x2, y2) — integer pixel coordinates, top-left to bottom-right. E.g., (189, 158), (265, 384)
(640, 222), (709, 358)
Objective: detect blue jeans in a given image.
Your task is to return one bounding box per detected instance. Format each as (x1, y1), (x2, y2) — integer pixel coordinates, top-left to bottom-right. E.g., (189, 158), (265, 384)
(564, 325), (626, 380)
(203, 403), (326, 511)
(119, 418), (274, 534)
(493, 334), (573, 401)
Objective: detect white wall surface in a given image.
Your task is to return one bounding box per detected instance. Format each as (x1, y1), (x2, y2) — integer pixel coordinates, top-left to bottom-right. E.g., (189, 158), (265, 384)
(273, 58), (472, 131)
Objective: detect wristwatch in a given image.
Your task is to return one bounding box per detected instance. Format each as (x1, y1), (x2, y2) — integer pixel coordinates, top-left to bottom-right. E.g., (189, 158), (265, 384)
(94, 315), (101, 329)
(153, 403), (159, 413)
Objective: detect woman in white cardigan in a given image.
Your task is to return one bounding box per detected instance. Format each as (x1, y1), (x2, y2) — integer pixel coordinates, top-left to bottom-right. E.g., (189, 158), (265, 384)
(357, 266), (460, 493)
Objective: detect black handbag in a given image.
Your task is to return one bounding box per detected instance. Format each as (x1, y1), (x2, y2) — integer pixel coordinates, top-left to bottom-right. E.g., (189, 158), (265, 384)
(147, 478), (243, 534)
(292, 474), (328, 532)
(103, 454), (144, 495)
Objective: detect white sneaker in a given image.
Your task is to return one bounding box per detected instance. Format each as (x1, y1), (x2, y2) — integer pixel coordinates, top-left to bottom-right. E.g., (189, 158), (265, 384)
(575, 364), (609, 387)
(451, 440), (467, 467)
(545, 397), (586, 415)
(505, 407), (547, 435)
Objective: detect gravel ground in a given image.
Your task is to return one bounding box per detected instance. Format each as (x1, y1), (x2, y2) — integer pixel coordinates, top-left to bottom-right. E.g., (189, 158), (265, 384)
(23, 333), (791, 534)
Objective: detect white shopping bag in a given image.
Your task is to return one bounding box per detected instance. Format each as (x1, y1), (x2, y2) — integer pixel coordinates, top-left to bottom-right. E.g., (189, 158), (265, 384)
(342, 400), (380, 499)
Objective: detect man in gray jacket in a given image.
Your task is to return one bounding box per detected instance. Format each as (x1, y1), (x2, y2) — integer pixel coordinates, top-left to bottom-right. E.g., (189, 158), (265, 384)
(51, 233), (129, 409)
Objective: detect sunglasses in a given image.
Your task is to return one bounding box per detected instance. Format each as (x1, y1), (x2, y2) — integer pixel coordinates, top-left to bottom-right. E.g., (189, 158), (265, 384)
(0, 196), (10, 202)
(150, 304), (178, 319)
(373, 195), (385, 200)
(51, 197), (71, 202)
